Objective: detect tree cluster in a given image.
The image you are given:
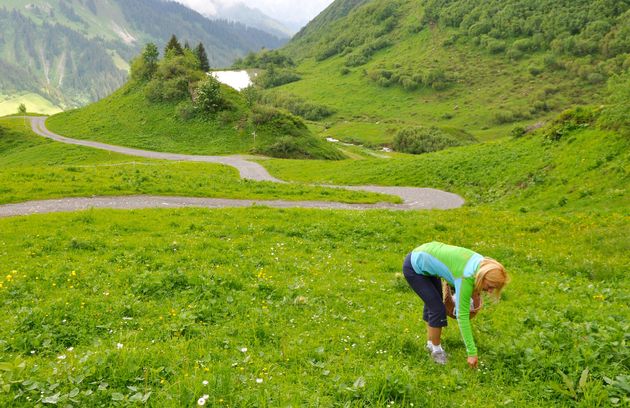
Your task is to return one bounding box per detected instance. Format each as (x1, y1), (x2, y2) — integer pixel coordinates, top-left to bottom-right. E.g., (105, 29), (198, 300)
(423, 0), (630, 77)
(130, 36), (230, 119)
(393, 126), (474, 154)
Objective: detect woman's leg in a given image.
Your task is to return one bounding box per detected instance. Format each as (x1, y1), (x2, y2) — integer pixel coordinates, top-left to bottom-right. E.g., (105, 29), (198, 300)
(402, 255), (447, 342)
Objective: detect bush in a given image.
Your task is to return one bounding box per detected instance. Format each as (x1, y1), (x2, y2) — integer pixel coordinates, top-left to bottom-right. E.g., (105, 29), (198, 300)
(251, 105), (306, 136)
(175, 101), (196, 121)
(194, 76), (226, 115)
(393, 127), (467, 154)
(511, 126), (526, 138)
(544, 107), (598, 141)
(255, 67), (301, 89)
(260, 93), (336, 121)
(598, 71), (630, 135)
(260, 136), (303, 158)
(493, 110), (517, 124)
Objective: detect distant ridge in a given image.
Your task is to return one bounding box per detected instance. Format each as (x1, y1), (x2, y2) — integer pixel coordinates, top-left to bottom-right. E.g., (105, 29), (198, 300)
(0, 0), (287, 113)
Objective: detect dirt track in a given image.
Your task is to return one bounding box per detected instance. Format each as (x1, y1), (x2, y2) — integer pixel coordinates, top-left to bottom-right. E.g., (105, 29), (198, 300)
(0, 117), (465, 217)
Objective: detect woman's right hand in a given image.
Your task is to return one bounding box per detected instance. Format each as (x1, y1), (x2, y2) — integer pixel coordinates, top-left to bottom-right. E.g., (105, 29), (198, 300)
(467, 356), (478, 368)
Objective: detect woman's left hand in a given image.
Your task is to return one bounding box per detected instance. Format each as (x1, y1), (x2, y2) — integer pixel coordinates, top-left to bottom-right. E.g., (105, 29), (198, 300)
(467, 356), (478, 369)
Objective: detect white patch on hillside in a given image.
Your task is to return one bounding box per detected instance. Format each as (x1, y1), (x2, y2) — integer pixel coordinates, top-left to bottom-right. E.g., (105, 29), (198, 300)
(110, 22), (136, 45)
(210, 70), (257, 91)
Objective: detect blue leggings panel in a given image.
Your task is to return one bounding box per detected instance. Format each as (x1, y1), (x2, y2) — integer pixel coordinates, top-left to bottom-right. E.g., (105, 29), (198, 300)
(403, 253), (447, 328)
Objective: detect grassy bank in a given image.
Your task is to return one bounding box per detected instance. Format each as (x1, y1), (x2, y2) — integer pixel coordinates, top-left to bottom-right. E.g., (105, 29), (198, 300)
(261, 125), (629, 213)
(0, 207), (628, 406)
(0, 118), (397, 205)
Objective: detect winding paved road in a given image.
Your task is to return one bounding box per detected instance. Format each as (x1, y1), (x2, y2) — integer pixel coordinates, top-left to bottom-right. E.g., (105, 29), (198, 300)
(0, 117), (465, 217)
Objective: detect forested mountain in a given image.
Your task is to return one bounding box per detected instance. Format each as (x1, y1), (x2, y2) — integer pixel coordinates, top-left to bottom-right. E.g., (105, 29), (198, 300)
(0, 0), (287, 111)
(258, 0), (629, 140)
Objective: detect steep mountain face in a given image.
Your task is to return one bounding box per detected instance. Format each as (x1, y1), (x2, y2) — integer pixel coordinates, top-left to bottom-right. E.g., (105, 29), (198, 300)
(267, 0), (630, 140)
(291, 0), (370, 43)
(0, 0), (287, 110)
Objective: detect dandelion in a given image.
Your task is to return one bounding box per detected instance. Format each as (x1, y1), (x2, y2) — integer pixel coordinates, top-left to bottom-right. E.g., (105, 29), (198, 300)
(202, 380), (209, 386)
(6, 274), (13, 281)
(197, 397), (206, 406)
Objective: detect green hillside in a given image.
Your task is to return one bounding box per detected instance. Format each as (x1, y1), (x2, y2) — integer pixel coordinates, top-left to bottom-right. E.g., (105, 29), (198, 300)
(0, 117), (390, 205)
(0, 0), (286, 111)
(46, 44), (343, 160)
(248, 0), (630, 143)
(0, 1), (629, 406)
(263, 106), (630, 213)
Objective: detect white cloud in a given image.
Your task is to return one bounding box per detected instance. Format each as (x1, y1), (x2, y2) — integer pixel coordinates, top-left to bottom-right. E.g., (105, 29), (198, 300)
(171, 0), (334, 25)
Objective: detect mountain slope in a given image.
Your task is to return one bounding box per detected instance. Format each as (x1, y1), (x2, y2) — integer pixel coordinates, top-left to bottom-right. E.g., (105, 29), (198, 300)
(45, 46), (343, 160)
(261, 0), (630, 141)
(0, 0), (287, 113)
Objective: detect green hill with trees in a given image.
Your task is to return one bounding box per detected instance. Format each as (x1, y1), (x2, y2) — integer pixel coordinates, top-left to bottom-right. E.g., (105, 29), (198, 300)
(239, 0), (630, 145)
(0, 2), (629, 406)
(46, 38), (343, 160)
(0, 0), (286, 115)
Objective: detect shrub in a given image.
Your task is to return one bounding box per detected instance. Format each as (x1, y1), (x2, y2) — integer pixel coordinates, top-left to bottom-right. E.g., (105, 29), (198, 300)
(255, 67), (301, 89)
(144, 79), (164, 102)
(486, 38), (506, 54)
(511, 126), (526, 138)
(260, 136), (303, 158)
(345, 54), (369, 67)
(587, 72), (606, 84)
(493, 110), (516, 124)
(260, 93), (335, 121)
(506, 47), (524, 60)
(598, 71), (630, 135)
(393, 127), (466, 154)
(175, 101), (196, 121)
(544, 107), (598, 141)
(194, 76), (225, 115)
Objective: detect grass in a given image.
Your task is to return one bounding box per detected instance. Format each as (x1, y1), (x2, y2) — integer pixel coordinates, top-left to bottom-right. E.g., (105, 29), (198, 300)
(270, 1), (610, 145)
(0, 207), (627, 406)
(46, 82), (343, 160)
(260, 125), (629, 213)
(0, 38), (628, 406)
(0, 118), (397, 205)
(0, 93), (62, 117)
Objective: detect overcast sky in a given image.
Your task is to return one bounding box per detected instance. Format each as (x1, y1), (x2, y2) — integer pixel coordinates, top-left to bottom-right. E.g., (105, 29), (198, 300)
(171, 0), (335, 26)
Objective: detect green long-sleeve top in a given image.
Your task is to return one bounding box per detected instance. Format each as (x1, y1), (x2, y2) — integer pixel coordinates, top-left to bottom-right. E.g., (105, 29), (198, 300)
(410, 241), (483, 356)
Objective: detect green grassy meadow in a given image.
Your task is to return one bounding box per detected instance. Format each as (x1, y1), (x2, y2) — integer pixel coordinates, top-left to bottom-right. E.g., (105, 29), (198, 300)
(262, 124), (629, 213)
(1, 109), (629, 406)
(0, 118), (395, 205)
(1, 0), (629, 402)
(1, 207), (628, 407)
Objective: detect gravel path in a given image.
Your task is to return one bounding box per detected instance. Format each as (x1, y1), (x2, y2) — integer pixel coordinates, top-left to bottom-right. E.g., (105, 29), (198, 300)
(0, 117), (465, 217)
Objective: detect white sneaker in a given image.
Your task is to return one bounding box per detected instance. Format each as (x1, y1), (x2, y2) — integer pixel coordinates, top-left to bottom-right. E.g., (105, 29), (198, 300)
(431, 349), (447, 365)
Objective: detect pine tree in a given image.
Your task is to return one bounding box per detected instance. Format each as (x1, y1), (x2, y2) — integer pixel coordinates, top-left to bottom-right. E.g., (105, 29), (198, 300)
(164, 34), (184, 57)
(183, 41), (191, 50)
(142, 43), (159, 79)
(195, 42), (210, 72)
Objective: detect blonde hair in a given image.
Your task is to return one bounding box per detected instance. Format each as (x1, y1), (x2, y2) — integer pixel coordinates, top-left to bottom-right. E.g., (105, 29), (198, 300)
(474, 258), (510, 299)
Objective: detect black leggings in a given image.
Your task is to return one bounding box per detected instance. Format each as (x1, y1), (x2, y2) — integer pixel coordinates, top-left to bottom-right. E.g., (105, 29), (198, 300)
(402, 253), (447, 328)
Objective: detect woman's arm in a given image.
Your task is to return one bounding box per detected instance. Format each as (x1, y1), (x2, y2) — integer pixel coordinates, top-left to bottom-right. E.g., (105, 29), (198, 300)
(455, 278), (477, 357)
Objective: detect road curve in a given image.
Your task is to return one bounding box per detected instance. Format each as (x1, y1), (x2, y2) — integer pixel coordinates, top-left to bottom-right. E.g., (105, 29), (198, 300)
(0, 117), (465, 217)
